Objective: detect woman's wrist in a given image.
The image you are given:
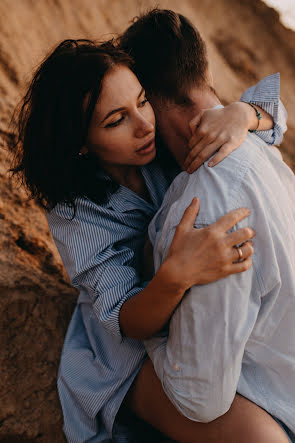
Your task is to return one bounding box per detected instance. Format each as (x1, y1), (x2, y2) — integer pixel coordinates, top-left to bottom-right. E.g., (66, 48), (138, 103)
(159, 257), (191, 296)
(120, 258), (187, 340)
(234, 101), (260, 131)
(241, 101), (274, 131)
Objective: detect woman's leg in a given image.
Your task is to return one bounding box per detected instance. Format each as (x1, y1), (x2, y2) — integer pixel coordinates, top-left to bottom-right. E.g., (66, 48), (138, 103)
(122, 358), (289, 443)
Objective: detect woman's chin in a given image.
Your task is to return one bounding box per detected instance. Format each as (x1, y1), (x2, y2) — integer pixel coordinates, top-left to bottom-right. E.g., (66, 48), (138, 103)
(140, 150), (156, 165)
(135, 142), (157, 164)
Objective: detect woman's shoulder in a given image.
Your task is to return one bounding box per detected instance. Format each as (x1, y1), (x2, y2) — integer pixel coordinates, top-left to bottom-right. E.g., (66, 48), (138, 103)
(46, 196), (123, 261)
(47, 196), (110, 224)
(46, 194), (139, 248)
(46, 196), (118, 246)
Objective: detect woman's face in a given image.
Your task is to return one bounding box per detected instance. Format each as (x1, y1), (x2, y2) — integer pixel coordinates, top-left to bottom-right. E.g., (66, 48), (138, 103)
(83, 65), (156, 171)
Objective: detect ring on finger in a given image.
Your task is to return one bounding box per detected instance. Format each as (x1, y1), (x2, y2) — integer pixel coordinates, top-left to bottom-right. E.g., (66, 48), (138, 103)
(237, 247), (243, 261)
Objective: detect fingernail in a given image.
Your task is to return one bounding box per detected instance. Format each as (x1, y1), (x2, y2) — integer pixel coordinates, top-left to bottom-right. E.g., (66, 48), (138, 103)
(208, 161), (214, 167)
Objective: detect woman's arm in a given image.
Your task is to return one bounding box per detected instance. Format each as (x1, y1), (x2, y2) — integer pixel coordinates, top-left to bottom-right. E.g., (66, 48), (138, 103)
(120, 200), (254, 340)
(48, 198), (254, 342)
(184, 73), (287, 172)
(240, 72), (287, 146)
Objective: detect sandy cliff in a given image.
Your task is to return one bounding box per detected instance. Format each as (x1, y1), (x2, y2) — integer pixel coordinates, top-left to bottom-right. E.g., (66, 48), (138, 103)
(0, 0), (294, 441)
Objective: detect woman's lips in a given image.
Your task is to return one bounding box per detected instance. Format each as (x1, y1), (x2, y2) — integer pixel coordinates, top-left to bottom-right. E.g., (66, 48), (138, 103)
(136, 138), (155, 155)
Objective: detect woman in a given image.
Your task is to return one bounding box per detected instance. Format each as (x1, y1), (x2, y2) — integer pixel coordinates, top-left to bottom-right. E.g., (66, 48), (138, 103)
(10, 39), (288, 442)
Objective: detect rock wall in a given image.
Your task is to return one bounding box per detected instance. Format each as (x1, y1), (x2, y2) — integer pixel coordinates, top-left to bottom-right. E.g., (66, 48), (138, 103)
(0, 0), (294, 441)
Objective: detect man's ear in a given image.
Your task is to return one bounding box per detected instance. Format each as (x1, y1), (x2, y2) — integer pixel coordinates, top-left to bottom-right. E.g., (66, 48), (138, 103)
(80, 146), (88, 155)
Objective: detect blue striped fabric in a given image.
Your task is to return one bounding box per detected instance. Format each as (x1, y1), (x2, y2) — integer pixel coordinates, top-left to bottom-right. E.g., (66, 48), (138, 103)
(46, 75), (287, 442)
(47, 160), (170, 442)
(240, 73), (287, 146)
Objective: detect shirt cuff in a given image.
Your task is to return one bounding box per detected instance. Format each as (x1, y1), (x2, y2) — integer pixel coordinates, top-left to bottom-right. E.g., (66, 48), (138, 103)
(240, 73), (287, 146)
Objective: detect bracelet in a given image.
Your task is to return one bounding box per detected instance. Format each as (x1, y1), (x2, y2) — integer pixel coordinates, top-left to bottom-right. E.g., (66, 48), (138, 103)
(247, 103), (262, 132)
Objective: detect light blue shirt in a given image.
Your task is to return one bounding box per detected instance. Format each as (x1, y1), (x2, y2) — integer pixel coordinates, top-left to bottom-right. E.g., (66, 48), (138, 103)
(147, 133), (295, 434)
(46, 74), (288, 442)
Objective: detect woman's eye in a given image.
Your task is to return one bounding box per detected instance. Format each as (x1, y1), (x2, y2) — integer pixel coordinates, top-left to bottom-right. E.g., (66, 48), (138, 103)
(139, 98), (148, 107)
(105, 116), (124, 128)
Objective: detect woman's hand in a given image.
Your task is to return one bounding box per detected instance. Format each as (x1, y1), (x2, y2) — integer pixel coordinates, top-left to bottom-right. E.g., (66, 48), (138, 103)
(120, 198), (254, 340)
(164, 198), (255, 291)
(183, 102), (271, 173)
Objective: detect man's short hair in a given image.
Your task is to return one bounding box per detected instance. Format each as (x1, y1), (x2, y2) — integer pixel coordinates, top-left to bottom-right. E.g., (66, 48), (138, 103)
(119, 8), (209, 103)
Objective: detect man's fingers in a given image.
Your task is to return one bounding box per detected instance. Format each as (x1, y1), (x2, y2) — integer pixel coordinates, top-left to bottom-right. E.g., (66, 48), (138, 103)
(207, 141), (241, 167)
(177, 198), (200, 231)
(227, 227), (256, 247)
(212, 207), (251, 232)
(231, 241), (254, 263)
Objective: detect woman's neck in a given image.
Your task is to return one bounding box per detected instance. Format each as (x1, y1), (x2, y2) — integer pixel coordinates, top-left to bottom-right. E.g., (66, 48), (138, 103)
(103, 164), (150, 201)
(103, 164), (139, 187)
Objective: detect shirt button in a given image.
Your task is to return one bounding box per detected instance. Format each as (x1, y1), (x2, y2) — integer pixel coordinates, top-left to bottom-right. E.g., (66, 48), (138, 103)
(173, 363), (180, 371)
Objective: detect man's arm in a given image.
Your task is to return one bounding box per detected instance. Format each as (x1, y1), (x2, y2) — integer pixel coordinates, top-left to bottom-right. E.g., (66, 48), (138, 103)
(145, 153), (265, 422)
(148, 255), (259, 422)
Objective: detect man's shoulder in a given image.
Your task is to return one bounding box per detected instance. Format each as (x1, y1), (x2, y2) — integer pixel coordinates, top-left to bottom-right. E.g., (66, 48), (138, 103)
(159, 134), (279, 228)
(203, 133), (266, 178)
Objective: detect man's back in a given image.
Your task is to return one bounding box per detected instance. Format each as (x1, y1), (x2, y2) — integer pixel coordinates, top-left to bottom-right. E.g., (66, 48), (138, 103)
(146, 133), (295, 431)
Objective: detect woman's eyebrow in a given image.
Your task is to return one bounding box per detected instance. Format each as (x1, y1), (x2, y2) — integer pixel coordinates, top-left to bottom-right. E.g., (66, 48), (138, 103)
(101, 88), (145, 124)
(137, 87), (145, 98)
(101, 107), (125, 124)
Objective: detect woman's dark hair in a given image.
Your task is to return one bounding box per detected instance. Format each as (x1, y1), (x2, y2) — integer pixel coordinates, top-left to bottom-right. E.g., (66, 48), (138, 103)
(119, 8), (208, 104)
(9, 39), (134, 213)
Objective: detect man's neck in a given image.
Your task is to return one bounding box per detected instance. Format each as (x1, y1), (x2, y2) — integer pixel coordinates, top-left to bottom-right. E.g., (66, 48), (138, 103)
(150, 86), (221, 169)
(188, 87), (221, 115)
(171, 90), (221, 167)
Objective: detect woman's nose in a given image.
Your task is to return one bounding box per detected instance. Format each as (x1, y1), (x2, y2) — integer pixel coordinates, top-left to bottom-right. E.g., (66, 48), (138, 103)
(134, 113), (154, 138)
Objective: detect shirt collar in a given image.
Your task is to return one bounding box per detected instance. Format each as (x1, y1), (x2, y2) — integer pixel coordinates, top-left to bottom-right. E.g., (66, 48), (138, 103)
(100, 165), (157, 215)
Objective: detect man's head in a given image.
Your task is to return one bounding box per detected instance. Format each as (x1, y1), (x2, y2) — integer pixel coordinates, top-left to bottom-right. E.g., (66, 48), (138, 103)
(119, 9), (220, 164)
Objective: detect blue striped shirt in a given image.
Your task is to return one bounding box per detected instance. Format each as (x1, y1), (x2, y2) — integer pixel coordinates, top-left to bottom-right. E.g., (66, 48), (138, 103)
(46, 74), (287, 442)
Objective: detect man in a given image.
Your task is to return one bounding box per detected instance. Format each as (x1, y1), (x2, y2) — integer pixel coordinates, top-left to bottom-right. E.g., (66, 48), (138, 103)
(120, 9), (295, 440)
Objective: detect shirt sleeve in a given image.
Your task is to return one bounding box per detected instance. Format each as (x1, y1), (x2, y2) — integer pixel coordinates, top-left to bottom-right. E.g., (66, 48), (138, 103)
(145, 159), (265, 423)
(47, 199), (146, 343)
(147, 253), (260, 422)
(240, 73), (287, 146)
